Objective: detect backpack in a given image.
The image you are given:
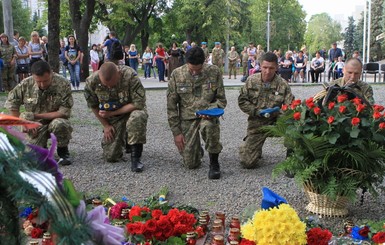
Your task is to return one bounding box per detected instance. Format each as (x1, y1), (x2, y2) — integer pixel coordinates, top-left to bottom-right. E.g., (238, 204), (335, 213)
(110, 39), (123, 60)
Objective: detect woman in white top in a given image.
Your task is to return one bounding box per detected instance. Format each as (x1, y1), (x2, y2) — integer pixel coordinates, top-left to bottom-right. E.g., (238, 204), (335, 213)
(89, 44), (99, 72)
(28, 31), (44, 66)
(309, 51), (325, 83)
(142, 46), (153, 79)
(15, 36), (30, 81)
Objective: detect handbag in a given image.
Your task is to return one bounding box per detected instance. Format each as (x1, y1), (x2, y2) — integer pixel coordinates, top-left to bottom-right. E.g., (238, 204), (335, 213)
(17, 63), (30, 73)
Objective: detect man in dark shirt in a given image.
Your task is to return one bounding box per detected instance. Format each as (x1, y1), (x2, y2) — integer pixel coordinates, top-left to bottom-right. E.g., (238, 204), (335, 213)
(328, 42), (342, 62)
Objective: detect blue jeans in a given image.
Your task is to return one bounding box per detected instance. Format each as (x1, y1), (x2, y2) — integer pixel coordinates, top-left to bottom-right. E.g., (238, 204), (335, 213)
(60, 61), (67, 79)
(144, 63), (151, 78)
(68, 61), (80, 88)
(129, 58), (138, 72)
(156, 58), (165, 81)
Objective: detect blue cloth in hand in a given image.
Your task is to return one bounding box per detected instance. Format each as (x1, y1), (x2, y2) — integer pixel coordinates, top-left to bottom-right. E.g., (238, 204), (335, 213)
(261, 187), (288, 210)
(259, 106), (280, 117)
(195, 108), (224, 117)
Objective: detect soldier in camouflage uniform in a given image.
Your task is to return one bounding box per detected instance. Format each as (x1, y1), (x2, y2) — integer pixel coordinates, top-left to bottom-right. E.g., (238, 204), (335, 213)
(5, 60), (73, 165)
(241, 46), (249, 77)
(211, 42), (225, 76)
(0, 33), (17, 92)
(313, 58), (374, 105)
(167, 47), (227, 179)
(84, 62), (148, 172)
(238, 52), (294, 169)
(201, 42), (209, 62)
(227, 46), (239, 79)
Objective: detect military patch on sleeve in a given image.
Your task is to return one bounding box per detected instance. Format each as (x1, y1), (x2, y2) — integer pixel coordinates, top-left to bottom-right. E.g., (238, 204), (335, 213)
(135, 87), (145, 98)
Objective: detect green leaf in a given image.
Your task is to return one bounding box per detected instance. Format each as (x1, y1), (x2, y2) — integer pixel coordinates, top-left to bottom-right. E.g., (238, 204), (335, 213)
(328, 132), (340, 144)
(350, 128), (360, 138)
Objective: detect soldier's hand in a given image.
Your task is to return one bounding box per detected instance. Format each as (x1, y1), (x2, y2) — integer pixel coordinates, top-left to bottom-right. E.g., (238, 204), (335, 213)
(174, 134), (185, 152)
(103, 125), (115, 143)
(24, 127), (39, 137)
(198, 115), (213, 120)
(99, 110), (113, 119)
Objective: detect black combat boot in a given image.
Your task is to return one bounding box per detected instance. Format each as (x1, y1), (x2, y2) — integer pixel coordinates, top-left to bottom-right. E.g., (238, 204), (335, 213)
(125, 143), (132, 153)
(57, 146), (72, 166)
(131, 144), (144, 172)
(208, 153), (221, 179)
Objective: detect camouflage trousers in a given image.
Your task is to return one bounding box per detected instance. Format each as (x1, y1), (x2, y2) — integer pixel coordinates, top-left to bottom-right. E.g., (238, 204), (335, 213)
(102, 110), (148, 162)
(228, 62), (237, 78)
(239, 117), (276, 168)
(242, 61), (248, 76)
(180, 118), (222, 169)
(2, 65), (15, 92)
(20, 112), (73, 148)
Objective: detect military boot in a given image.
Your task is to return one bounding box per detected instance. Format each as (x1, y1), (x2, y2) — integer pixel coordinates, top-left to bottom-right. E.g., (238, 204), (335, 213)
(208, 153), (221, 179)
(131, 144), (144, 172)
(57, 146), (72, 166)
(125, 143), (132, 153)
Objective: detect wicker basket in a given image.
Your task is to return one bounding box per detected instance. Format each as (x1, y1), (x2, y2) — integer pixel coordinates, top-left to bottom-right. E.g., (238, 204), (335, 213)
(304, 187), (350, 217)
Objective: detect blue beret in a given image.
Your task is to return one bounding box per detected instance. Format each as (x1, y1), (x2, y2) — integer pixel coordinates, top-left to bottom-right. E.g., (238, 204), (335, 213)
(201, 42), (207, 45)
(215, 42), (220, 45)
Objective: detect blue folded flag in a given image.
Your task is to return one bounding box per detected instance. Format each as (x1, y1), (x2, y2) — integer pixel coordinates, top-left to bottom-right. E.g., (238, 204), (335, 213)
(259, 106), (280, 117)
(195, 108), (224, 117)
(261, 187), (288, 210)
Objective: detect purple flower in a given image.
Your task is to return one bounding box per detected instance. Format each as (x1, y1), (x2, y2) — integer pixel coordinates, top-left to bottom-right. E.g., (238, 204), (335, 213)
(28, 133), (63, 189)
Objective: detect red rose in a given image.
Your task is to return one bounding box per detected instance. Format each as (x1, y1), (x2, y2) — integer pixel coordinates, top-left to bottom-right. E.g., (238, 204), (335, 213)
(358, 226), (370, 237)
(291, 99), (302, 109)
(328, 102), (335, 110)
(372, 231), (385, 243)
(239, 238), (257, 245)
(133, 222), (145, 234)
(356, 104), (366, 113)
(307, 227), (332, 245)
(339, 106), (347, 113)
(281, 104), (288, 111)
(145, 219), (157, 233)
(293, 112), (301, 120)
(351, 117), (360, 126)
(157, 216), (171, 230)
(327, 116), (334, 124)
(373, 112), (382, 120)
(373, 104), (385, 112)
(351, 97), (362, 105)
(306, 98), (315, 109)
(151, 209), (163, 220)
(129, 206), (142, 221)
(337, 94), (348, 103)
(195, 226), (205, 238)
(313, 107), (321, 115)
(30, 227), (43, 238)
(126, 223), (136, 234)
(379, 122), (385, 130)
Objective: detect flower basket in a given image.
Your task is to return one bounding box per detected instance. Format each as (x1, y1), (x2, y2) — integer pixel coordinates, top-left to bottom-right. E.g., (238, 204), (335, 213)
(304, 185), (349, 217)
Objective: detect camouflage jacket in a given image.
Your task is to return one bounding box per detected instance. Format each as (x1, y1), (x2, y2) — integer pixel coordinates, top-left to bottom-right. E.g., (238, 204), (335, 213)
(238, 73), (294, 118)
(5, 73), (73, 118)
(167, 63), (227, 136)
(202, 47), (210, 60)
(227, 50), (239, 64)
(0, 44), (16, 64)
(313, 78), (374, 105)
(84, 65), (146, 111)
(211, 48), (225, 65)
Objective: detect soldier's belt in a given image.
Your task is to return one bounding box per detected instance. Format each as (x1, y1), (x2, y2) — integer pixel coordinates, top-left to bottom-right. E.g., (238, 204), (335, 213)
(99, 102), (122, 111)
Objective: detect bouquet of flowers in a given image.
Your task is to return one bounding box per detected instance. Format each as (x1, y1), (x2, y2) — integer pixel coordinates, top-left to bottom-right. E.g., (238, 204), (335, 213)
(266, 95), (385, 201)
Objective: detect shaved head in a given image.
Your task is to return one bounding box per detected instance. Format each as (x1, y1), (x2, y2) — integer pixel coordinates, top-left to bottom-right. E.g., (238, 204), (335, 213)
(343, 58), (363, 85)
(99, 62), (120, 88)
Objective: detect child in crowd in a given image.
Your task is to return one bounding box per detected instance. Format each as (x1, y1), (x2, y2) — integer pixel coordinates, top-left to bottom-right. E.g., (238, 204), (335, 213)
(333, 56), (344, 78)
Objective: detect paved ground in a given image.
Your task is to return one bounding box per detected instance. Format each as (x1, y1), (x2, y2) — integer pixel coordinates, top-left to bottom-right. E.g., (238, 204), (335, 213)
(2, 78), (385, 236)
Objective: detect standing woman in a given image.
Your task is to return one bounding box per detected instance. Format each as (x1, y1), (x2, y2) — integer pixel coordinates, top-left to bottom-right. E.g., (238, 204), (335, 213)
(65, 35), (81, 90)
(0, 33), (17, 92)
(128, 44), (139, 72)
(167, 42), (182, 80)
(28, 31), (44, 66)
(142, 46), (153, 79)
(89, 44), (99, 72)
(155, 43), (166, 82)
(15, 36), (30, 82)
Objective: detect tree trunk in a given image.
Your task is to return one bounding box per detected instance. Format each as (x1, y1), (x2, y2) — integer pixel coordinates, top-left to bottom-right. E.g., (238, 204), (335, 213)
(140, 29), (149, 54)
(2, 0), (13, 39)
(47, 0), (60, 73)
(69, 0), (96, 81)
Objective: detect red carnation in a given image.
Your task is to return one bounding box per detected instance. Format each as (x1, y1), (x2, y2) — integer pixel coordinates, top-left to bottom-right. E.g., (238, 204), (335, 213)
(372, 231), (385, 243)
(313, 107), (321, 115)
(373, 112), (382, 120)
(328, 102), (335, 110)
(307, 227), (332, 245)
(30, 227), (44, 238)
(339, 106), (347, 113)
(239, 238), (257, 245)
(337, 94), (348, 103)
(379, 122), (385, 130)
(110, 202), (129, 220)
(293, 112), (301, 120)
(352, 97), (362, 105)
(356, 104), (366, 113)
(327, 116), (334, 124)
(281, 104), (288, 111)
(351, 117), (360, 126)
(358, 226), (370, 237)
(151, 209), (163, 220)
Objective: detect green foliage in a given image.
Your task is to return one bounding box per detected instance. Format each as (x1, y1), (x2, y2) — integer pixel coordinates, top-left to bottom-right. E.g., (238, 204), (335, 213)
(370, 0), (383, 61)
(344, 16), (356, 58)
(0, 0), (34, 38)
(304, 13), (342, 55)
